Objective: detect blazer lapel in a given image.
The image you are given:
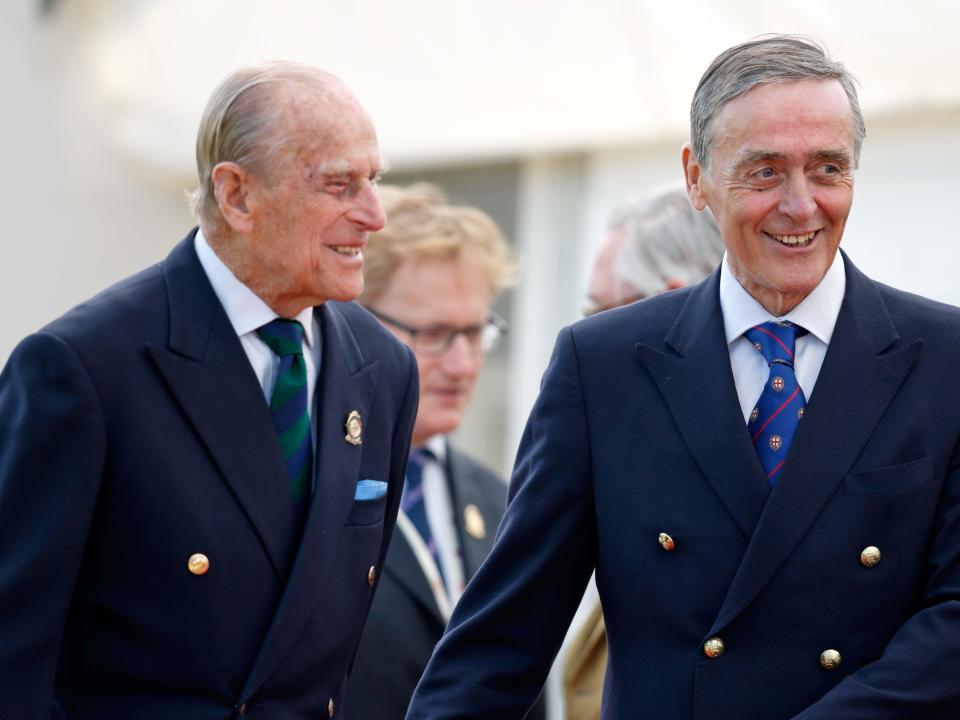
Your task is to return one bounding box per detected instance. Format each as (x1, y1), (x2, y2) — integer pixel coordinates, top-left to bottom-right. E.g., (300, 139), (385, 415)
(636, 271), (770, 539)
(383, 529), (445, 622)
(241, 301), (382, 697)
(446, 446), (497, 578)
(147, 233), (295, 577)
(709, 253), (924, 633)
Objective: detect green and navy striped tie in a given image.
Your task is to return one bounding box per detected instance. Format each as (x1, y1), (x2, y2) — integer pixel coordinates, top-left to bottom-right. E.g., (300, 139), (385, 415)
(257, 319), (312, 505)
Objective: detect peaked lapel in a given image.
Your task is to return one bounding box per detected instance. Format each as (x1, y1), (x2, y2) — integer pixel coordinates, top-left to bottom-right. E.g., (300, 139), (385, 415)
(147, 233), (296, 577)
(241, 300), (382, 698)
(446, 445), (498, 579)
(635, 271), (770, 539)
(709, 253), (924, 633)
(384, 529), (445, 622)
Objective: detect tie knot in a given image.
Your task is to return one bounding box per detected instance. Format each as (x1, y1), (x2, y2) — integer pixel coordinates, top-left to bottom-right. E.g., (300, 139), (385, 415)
(257, 319), (305, 357)
(409, 447), (436, 469)
(744, 321), (806, 366)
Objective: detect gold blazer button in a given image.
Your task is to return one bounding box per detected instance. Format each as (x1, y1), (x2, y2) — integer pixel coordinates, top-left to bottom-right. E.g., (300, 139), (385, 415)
(860, 546), (881, 568)
(703, 637), (724, 658)
(658, 532), (676, 551)
(820, 649), (842, 670)
(187, 553), (210, 576)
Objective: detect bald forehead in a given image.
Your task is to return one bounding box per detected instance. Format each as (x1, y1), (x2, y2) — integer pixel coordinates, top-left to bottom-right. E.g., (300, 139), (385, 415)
(269, 76), (361, 126)
(266, 77), (375, 161)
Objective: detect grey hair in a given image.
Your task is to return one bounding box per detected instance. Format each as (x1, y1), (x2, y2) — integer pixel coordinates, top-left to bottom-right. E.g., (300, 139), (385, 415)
(612, 188), (724, 298)
(690, 35), (865, 169)
(189, 60), (341, 228)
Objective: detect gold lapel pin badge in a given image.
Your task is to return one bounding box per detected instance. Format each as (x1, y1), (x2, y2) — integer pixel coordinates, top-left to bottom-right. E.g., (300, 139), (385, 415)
(344, 410), (363, 446)
(464, 504), (486, 540)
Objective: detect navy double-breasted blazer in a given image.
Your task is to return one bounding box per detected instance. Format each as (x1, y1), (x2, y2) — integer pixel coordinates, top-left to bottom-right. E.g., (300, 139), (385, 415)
(407, 252), (960, 719)
(0, 231), (419, 719)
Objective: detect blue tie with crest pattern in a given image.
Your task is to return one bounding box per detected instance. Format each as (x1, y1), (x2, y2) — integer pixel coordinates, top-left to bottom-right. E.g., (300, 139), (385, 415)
(744, 321), (808, 485)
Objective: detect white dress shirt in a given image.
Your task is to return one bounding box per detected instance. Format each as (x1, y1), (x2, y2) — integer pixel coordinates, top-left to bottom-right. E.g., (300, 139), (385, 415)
(420, 435), (467, 605)
(720, 251), (846, 422)
(193, 229), (321, 464)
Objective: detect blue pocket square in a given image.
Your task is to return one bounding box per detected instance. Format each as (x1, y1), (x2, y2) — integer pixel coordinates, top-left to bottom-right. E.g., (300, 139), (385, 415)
(355, 479), (388, 501)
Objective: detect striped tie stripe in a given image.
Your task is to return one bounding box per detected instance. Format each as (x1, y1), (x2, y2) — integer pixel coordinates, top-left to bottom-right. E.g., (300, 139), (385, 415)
(257, 319), (312, 504)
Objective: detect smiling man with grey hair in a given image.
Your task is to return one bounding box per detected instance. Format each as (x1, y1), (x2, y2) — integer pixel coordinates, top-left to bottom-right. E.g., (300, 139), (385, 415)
(0, 61), (419, 719)
(407, 35), (960, 719)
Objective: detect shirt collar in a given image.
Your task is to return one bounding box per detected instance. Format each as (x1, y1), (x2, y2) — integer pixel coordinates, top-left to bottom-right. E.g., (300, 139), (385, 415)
(194, 228), (315, 347)
(423, 435), (448, 462)
(720, 250), (845, 346)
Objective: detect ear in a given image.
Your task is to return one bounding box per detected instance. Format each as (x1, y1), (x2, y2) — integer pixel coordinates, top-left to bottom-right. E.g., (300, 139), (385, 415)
(681, 144), (709, 211)
(211, 161), (255, 234)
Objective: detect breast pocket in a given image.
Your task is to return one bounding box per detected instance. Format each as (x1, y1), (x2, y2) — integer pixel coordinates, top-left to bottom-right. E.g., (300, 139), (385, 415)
(843, 456), (933, 495)
(346, 493), (388, 526)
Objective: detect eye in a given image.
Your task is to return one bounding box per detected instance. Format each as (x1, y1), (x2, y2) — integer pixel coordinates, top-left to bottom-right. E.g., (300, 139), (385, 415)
(812, 162), (849, 183)
(747, 165), (779, 189)
(747, 166), (778, 183)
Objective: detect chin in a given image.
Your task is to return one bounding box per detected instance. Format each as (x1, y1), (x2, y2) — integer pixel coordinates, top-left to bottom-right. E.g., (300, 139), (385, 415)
(323, 284), (364, 303)
(420, 412), (464, 438)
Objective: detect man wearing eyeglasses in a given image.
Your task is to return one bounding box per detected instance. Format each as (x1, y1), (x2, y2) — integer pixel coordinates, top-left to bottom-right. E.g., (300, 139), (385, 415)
(345, 183), (544, 720)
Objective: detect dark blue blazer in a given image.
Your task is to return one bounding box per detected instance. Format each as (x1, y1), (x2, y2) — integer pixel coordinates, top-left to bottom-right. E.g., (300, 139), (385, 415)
(0, 231), (419, 719)
(407, 253), (960, 719)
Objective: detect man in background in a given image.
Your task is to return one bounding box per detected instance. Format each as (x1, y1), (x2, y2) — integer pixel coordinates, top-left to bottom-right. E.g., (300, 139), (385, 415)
(0, 62), (418, 719)
(347, 183), (544, 720)
(584, 188), (724, 316)
(566, 187), (724, 720)
(408, 35), (960, 718)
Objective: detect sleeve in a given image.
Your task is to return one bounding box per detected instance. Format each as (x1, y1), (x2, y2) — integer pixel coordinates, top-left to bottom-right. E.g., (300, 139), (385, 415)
(791, 447), (960, 719)
(0, 332), (106, 719)
(406, 327), (598, 719)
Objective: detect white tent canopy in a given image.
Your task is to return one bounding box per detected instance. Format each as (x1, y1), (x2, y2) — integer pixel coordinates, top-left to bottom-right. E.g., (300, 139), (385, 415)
(86, 0), (960, 172)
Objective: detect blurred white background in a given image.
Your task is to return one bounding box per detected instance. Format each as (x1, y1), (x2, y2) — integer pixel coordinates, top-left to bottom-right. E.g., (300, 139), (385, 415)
(2, 2), (959, 712)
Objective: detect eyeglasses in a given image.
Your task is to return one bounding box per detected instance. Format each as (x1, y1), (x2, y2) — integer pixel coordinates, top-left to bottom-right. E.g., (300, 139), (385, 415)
(367, 307), (508, 356)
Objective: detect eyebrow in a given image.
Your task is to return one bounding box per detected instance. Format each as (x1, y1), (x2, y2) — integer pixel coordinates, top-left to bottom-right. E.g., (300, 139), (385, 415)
(313, 159), (351, 176)
(313, 159), (390, 179)
(731, 148), (853, 174)
(733, 149), (783, 168)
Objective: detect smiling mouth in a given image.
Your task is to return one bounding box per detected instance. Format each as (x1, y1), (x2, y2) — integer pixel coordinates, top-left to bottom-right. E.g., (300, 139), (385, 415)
(768, 231), (817, 247)
(331, 245), (362, 257)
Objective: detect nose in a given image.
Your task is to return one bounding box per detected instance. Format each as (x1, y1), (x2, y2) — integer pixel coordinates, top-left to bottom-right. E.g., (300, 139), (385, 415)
(778, 173), (817, 222)
(349, 181), (386, 231)
(440, 333), (479, 378)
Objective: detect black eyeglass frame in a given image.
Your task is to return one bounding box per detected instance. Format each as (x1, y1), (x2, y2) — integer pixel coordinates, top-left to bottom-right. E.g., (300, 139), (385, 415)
(366, 306), (508, 356)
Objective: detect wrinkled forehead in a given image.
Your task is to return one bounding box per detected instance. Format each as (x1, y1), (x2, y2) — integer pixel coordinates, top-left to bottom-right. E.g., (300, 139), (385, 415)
(270, 82), (380, 169)
(709, 79), (854, 153)
(274, 80), (372, 137)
